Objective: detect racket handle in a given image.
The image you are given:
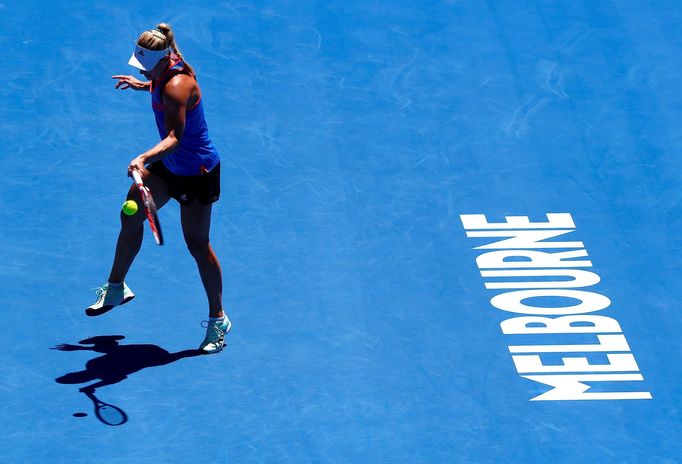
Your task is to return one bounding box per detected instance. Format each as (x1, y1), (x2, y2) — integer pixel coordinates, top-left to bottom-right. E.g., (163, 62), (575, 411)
(131, 170), (143, 186)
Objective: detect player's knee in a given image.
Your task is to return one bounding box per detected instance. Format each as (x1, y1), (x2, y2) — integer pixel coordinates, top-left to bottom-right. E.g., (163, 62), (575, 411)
(185, 236), (210, 259)
(119, 210), (144, 231)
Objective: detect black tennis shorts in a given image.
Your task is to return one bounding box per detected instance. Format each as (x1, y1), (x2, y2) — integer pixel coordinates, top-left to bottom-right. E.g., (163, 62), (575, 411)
(148, 161), (221, 206)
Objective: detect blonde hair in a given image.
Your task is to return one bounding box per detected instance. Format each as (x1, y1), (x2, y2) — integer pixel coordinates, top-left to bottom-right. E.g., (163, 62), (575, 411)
(136, 23), (195, 76)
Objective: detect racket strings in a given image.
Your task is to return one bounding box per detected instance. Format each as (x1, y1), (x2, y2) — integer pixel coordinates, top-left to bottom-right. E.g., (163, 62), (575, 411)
(97, 404), (127, 426)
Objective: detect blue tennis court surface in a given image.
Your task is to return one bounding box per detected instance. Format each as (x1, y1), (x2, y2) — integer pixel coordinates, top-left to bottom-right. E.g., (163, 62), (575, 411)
(3, 0), (682, 462)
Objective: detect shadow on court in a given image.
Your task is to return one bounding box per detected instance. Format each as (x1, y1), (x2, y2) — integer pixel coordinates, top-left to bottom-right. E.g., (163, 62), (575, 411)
(53, 335), (203, 426)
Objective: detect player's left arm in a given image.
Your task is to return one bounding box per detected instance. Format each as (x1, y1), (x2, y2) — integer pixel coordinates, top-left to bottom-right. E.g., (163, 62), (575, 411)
(128, 76), (190, 175)
(52, 344), (93, 352)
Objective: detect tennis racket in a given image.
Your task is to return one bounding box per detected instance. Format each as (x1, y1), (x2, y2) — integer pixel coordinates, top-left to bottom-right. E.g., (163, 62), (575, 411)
(131, 169), (164, 246)
(82, 389), (128, 426)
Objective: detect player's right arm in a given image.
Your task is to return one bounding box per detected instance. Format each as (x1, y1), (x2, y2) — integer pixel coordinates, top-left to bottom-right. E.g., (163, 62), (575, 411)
(112, 75), (150, 91)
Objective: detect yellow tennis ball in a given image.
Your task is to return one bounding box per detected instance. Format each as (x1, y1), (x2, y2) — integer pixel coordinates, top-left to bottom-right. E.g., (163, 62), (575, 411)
(122, 200), (138, 216)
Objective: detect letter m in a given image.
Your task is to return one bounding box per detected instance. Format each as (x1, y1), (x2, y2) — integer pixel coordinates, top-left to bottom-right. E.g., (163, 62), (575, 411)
(522, 374), (652, 401)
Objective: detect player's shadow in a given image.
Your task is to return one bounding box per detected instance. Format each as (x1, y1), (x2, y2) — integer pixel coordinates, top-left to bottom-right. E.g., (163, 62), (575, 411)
(53, 335), (204, 426)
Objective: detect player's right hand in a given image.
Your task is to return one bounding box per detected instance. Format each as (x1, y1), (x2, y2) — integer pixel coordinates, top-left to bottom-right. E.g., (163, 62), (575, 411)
(112, 75), (149, 91)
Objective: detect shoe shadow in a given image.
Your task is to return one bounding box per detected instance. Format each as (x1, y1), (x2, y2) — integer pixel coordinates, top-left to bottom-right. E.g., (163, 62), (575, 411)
(52, 335), (204, 426)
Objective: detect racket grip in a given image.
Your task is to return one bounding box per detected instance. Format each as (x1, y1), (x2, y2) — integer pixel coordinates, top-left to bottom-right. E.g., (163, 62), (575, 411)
(131, 170), (143, 185)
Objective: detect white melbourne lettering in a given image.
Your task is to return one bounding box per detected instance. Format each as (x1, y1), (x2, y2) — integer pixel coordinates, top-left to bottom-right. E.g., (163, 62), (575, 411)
(460, 213), (651, 401)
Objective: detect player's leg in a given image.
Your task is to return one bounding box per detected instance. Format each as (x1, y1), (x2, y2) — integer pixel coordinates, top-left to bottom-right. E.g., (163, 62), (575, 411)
(180, 201), (223, 317)
(181, 200), (231, 352)
(86, 171), (171, 316)
(108, 171), (171, 283)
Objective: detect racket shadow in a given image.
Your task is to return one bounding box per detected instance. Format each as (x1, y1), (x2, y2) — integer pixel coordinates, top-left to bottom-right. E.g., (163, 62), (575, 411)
(53, 335), (204, 426)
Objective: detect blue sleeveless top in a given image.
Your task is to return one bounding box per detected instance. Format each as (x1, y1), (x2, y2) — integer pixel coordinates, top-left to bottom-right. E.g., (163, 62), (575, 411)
(151, 60), (220, 176)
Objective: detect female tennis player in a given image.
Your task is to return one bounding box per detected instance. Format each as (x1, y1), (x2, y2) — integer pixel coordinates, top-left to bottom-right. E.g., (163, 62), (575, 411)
(86, 23), (231, 354)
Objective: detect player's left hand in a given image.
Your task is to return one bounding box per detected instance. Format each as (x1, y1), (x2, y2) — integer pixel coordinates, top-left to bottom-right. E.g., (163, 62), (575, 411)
(112, 75), (149, 91)
(51, 344), (81, 351)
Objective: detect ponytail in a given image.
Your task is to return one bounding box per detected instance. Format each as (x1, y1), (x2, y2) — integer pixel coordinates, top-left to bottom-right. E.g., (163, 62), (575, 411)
(156, 23), (196, 77)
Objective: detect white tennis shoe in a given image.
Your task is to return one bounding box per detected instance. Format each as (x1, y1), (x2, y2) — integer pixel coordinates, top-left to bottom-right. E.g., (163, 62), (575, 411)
(199, 315), (232, 353)
(85, 283), (135, 316)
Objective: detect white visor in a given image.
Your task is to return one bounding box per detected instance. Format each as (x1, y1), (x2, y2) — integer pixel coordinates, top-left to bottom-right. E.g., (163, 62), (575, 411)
(128, 44), (171, 71)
